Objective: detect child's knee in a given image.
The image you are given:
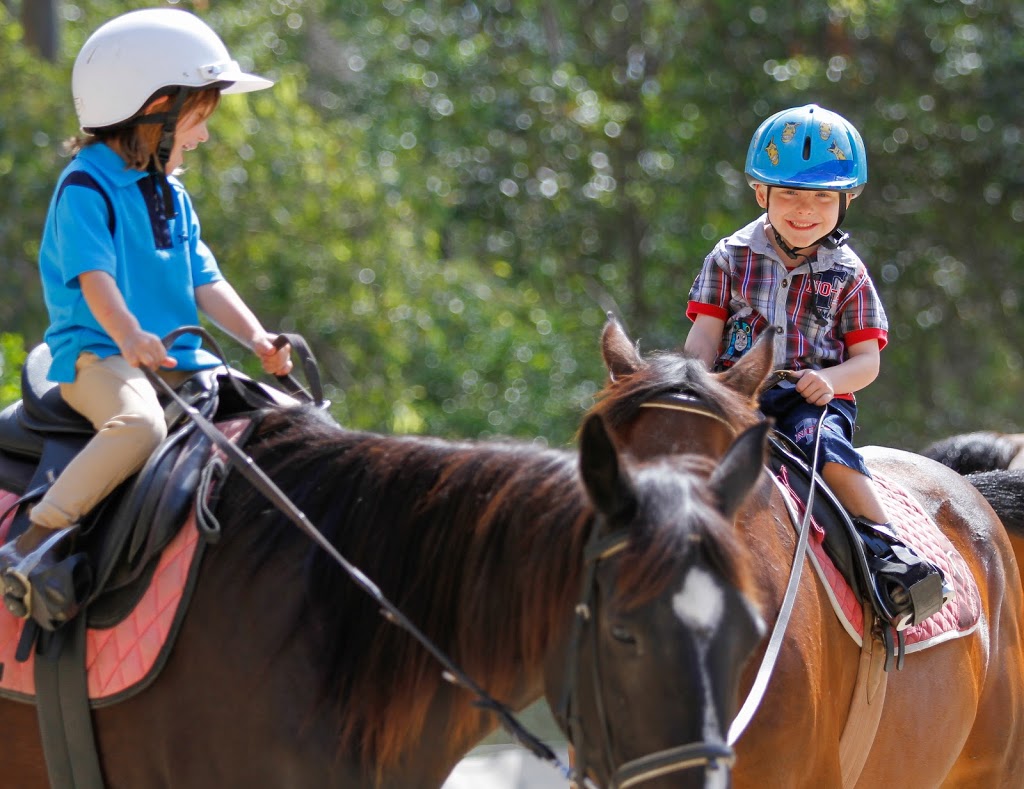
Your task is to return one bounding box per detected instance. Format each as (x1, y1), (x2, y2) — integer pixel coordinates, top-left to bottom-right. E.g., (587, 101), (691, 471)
(116, 412), (168, 453)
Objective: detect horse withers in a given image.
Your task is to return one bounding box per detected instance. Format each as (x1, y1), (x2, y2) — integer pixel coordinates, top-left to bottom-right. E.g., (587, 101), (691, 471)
(585, 317), (1024, 787)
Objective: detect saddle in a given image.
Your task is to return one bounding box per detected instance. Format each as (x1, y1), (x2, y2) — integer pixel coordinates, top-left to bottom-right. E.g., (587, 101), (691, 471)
(767, 432), (948, 668)
(0, 343), (298, 632)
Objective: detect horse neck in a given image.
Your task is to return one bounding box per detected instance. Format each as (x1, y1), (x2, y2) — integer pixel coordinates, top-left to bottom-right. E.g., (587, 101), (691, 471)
(234, 426), (590, 775)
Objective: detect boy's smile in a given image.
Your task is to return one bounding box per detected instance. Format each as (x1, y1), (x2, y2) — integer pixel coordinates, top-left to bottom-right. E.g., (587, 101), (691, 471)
(754, 184), (845, 256)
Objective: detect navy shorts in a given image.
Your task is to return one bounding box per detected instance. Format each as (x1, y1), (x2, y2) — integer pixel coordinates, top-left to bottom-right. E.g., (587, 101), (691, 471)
(759, 383), (872, 478)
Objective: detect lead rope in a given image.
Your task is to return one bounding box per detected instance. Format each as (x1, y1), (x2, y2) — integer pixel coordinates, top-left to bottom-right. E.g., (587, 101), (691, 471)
(726, 409), (827, 745)
(144, 328), (570, 778)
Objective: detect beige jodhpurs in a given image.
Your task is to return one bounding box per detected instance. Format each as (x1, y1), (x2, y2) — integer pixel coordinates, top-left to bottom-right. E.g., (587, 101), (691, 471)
(29, 353), (192, 530)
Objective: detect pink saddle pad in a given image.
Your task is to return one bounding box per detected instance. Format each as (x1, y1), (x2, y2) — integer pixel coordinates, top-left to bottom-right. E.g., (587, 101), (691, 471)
(776, 469), (981, 654)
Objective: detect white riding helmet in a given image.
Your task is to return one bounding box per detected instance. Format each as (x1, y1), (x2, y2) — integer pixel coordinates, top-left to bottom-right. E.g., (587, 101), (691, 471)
(73, 8), (273, 130)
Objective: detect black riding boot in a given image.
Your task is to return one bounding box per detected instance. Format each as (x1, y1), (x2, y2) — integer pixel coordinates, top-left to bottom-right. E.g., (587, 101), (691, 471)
(0, 522), (87, 629)
(853, 518), (954, 631)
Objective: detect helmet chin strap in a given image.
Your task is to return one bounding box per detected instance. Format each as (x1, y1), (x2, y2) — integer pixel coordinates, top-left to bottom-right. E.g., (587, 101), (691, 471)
(133, 88), (190, 219)
(767, 188), (850, 258)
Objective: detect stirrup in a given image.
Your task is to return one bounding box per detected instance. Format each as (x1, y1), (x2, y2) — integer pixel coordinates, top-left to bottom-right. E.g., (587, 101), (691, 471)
(854, 518), (953, 631)
(24, 553), (93, 631)
(0, 523), (81, 623)
(874, 569), (952, 632)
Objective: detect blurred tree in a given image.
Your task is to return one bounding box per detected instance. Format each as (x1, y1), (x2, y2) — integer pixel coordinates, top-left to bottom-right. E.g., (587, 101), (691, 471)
(0, 0), (1021, 452)
(3, 0), (61, 61)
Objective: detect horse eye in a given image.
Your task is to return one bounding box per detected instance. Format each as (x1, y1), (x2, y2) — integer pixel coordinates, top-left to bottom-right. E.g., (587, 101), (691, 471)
(610, 624), (637, 645)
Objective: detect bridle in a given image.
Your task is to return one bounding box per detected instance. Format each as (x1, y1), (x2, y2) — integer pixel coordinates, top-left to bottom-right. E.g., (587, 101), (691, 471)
(557, 511), (736, 789)
(558, 392), (738, 788)
(558, 390), (820, 788)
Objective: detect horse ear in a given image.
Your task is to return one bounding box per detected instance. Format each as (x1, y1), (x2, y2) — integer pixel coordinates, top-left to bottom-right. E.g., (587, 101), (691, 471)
(717, 330), (775, 400)
(579, 413), (638, 524)
(601, 313), (643, 382)
(709, 421), (770, 520)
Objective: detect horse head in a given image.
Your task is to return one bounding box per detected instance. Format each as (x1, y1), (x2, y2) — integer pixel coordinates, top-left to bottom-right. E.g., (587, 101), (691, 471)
(548, 413), (768, 788)
(594, 315), (774, 462)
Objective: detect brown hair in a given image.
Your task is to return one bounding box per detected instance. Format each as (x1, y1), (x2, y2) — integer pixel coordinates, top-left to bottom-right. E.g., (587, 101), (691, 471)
(65, 87), (221, 170)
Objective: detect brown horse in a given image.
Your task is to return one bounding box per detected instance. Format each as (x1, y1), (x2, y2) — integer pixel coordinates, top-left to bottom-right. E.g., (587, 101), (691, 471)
(586, 317), (1024, 787)
(0, 398), (771, 787)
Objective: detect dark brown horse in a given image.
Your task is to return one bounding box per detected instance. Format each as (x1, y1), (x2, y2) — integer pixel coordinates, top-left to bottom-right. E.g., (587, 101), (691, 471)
(0, 400), (770, 787)
(584, 317), (1024, 787)
(921, 431), (1024, 476)
(921, 430), (1024, 598)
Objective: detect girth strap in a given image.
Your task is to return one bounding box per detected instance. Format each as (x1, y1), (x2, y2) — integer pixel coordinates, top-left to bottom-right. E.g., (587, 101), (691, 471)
(33, 616), (104, 789)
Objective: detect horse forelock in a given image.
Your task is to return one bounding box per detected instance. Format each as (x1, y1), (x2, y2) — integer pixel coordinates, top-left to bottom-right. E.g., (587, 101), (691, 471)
(219, 407), (591, 773)
(612, 455), (757, 610)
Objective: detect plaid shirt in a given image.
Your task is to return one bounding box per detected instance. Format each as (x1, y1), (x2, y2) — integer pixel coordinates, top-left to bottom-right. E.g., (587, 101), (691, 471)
(687, 215), (888, 379)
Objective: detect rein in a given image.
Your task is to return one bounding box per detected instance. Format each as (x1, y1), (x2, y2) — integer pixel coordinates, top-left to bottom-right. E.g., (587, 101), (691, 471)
(144, 328), (570, 779)
(564, 392), (823, 787)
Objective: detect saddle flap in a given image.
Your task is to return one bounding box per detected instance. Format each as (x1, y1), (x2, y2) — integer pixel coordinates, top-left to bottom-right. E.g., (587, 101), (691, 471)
(0, 401), (45, 463)
(767, 434), (873, 600)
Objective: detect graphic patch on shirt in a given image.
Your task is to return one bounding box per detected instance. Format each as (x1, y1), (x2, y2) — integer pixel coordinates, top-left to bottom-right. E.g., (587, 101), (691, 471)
(721, 319), (753, 365)
(809, 269), (850, 325)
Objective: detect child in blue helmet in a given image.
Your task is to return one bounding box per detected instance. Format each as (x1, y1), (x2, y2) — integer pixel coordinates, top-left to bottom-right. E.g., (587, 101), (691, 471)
(684, 104), (951, 630)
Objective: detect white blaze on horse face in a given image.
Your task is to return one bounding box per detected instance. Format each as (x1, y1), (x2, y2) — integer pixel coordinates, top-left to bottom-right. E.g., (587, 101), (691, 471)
(673, 565), (725, 637)
(673, 566), (727, 749)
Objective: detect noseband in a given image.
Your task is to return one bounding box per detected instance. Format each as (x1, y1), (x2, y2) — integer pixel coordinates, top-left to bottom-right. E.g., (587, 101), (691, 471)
(558, 393), (739, 788)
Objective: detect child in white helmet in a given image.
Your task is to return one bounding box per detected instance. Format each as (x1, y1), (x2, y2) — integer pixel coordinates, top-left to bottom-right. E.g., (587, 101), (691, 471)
(0, 8), (292, 628)
(684, 104), (951, 630)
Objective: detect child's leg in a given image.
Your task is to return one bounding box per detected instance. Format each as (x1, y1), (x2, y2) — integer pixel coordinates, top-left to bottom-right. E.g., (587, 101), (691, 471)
(821, 461), (888, 524)
(30, 352), (168, 529)
(0, 352), (172, 624)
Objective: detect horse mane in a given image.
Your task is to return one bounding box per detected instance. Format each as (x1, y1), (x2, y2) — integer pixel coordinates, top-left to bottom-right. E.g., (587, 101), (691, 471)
(589, 350), (758, 434)
(921, 431), (1019, 474)
(215, 407), (592, 772)
(212, 406), (755, 774)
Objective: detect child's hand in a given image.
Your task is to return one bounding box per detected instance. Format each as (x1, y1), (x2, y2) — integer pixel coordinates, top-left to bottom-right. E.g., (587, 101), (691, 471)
(253, 334), (293, 377)
(120, 329), (177, 370)
(792, 369), (834, 406)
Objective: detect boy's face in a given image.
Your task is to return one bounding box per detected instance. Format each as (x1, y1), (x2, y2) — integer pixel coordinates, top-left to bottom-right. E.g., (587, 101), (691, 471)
(755, 184), (847, 250)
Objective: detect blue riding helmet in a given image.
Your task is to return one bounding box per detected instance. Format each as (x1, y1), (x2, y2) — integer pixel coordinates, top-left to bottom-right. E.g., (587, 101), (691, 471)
(745, 104), (867, 196)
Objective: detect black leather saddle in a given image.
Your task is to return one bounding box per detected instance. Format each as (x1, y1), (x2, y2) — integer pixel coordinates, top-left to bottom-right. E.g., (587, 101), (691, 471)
(0, 344), (287, 627)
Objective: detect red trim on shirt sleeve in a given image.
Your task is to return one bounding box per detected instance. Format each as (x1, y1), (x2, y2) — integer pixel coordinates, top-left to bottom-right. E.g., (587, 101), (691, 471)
(686, 301), (730, 323)
(845, 327), (888, 352)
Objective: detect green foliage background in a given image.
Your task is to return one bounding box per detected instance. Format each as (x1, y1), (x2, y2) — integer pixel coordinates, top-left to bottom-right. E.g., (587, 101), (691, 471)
(1, 0), (1023, 451)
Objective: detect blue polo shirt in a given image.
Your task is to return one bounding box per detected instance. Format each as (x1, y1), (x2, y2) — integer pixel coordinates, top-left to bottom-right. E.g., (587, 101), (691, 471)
(39, 143), (224, 383)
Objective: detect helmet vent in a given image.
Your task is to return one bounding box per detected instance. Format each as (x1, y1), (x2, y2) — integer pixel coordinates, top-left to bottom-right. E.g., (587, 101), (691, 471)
(802, 135), (812, 160)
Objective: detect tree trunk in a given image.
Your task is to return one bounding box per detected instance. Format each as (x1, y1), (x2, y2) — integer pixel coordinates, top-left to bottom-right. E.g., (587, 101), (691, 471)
(22, 0), (60, 62)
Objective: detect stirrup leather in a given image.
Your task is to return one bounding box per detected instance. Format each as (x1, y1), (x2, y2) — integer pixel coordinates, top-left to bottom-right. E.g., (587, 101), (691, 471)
(854, 518), (953, 631)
